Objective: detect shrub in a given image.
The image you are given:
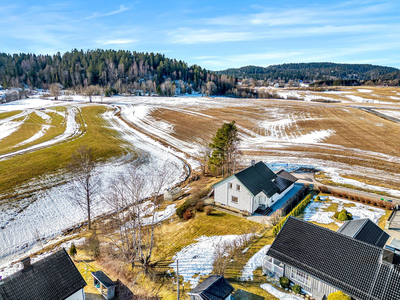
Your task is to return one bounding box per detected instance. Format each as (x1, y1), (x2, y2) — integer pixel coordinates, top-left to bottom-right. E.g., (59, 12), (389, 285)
(327, 291), (351, 300)
(315, 195), (320, 201)
(205, 206), (213, 215)
(183, 209), (192, 220)
(318, 186), (329, 193)
(195, 201), (204, 211)
(292, 284), (301, 294)
(334, 212), (340, 219)
(176, 202), (188, 219)
(88, 233), (100, 259)
(69, 243), (77, 258)
(279, 276), (290, 289)
(338, 212), (348, 221)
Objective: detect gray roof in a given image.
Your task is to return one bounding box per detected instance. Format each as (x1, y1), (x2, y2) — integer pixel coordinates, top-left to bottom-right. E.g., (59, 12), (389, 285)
(0, 248), (86, 300)
(275, 170), (298, 183)
(91, 271), (116, 288)
(189, 275), (234, 300)
(337, 218), (390, 248)
(234, 162), (279, 197)
(268, 217), (400, 300)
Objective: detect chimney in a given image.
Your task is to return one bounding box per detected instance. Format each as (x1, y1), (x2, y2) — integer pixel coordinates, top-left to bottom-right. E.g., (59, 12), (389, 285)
(21, 257), (31, 270)
(381, 249), (394, 264)
(251, 160), (255, 167)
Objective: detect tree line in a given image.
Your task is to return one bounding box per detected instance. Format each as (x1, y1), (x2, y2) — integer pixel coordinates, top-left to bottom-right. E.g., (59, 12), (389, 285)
(0, 49), (238, 96)
(216, 62), (400, 84)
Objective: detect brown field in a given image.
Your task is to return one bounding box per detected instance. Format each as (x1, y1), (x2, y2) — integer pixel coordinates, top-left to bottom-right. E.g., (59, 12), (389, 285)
(128, 93), (400, 194)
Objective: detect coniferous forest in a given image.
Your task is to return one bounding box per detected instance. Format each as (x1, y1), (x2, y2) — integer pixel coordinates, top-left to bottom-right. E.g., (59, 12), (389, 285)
(1, 50), (399, 98)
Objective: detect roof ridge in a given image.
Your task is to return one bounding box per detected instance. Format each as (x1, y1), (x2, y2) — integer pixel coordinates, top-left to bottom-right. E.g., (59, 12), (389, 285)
(286, 216), (386, 251)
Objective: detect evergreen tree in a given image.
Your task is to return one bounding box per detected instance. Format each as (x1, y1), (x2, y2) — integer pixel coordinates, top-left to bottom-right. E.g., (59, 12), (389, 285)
(209, 121), (240, 177)
(69, 243), (77, 259)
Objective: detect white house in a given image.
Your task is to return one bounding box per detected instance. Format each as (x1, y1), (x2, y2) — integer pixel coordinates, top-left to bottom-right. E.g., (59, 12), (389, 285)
(0, 248), (87, 300)
(212, 161), (297, 214)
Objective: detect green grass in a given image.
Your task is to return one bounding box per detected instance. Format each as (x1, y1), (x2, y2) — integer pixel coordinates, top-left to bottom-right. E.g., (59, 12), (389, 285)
(0, 105), (127, 196)
(0, 111), (21, 119)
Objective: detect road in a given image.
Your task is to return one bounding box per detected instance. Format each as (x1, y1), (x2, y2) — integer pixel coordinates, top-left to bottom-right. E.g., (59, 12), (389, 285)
(294, 171), (400, 205)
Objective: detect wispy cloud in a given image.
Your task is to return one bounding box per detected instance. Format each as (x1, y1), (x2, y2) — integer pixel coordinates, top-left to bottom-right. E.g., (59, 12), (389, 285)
(169, 29), (257, 44)
(102, 39), (137, 45)
(85, 5), (130, 19)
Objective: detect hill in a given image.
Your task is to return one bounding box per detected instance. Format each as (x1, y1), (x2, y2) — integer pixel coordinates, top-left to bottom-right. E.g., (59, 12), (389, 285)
(216, 62), (400, 82)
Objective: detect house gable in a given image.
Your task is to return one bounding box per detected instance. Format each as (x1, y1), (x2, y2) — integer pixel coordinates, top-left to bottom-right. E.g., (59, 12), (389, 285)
(189, 275), (234, 300)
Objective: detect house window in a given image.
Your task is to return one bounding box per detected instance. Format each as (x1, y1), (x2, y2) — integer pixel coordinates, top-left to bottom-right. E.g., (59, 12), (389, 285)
(236, 184), (241, 191)
(231, 196), (238, 204)
(229, 183), (233, 189)
(290, 268), (311, 287)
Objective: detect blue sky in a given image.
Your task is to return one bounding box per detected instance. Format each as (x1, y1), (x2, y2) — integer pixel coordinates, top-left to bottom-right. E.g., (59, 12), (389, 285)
(0, 0), (399, 70)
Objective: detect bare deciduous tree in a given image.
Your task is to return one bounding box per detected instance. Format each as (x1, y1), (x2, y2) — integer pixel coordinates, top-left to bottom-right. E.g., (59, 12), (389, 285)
(68, 146), (101, 230)
(49, 83), (60, 100)
(106, 161), (178, 272)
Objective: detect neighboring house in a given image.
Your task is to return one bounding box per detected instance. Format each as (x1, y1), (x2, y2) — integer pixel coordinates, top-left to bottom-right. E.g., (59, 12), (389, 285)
(263, 217), (400, 300)
(212, 161), (297, 215)
(0, 248), (87, 300)
(188, 275), (234, 300)
(337, 218), (390, 247)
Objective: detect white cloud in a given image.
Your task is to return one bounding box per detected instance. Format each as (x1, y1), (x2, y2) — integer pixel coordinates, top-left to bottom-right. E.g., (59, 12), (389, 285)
(102, 39), (137, 45)
(85, 5), (130, 19)
(169, 29), (256, 44)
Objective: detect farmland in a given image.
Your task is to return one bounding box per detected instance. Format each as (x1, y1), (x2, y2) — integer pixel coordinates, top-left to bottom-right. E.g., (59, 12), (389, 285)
(1, 86), (400, 298)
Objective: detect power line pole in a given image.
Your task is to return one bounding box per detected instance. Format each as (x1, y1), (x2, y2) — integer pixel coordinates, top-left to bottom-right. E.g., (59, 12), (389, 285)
(177, 259), (180, 300)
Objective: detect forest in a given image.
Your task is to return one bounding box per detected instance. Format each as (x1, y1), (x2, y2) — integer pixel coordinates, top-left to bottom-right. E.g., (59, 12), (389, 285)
(217, 62), (400, 83)
(0, 49), (236, 96)
(1, 51), (399, 98)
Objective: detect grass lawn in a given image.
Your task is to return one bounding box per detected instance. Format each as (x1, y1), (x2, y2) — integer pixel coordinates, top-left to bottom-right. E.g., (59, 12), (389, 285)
(0, 105), (127, 196)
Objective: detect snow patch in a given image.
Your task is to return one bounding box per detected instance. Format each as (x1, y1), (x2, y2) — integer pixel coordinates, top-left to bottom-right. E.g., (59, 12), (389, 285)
(240, 245), (271, 281)
(260, 284), (302, 300)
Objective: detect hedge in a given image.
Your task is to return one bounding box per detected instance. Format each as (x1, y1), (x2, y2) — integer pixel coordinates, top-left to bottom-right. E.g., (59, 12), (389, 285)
(272, 194), (312, 237)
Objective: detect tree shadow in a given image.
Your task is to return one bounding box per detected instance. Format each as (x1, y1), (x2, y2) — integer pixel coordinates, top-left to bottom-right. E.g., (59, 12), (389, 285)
(232, 289), (264, 300)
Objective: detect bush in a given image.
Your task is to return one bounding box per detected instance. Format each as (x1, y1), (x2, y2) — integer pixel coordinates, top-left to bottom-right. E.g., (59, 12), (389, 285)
(334, 211), (340, 219)
(205, 206), (213, 215)
(292, 284), (301, 294)
(318, 186), (329, 193)
(195, 200), (204, 211)
(69, 243), (77, 258)
(315, 196), (320, 201)
(176, 202), (188, 219)
(338, 211), (348, 221)
(88, 233), (100, 259)
(279, 276), (290, 289)
(183, 209), (192, 220)
(327, 291), (351, 300)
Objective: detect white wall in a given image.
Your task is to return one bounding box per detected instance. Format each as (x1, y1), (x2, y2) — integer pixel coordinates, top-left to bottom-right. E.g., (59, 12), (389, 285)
(214, 177), (253, 213)
(65, 289), (85, 300)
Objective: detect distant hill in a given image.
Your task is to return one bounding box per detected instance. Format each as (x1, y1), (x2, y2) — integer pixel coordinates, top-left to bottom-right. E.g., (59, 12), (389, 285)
(216, 63), (400, 82)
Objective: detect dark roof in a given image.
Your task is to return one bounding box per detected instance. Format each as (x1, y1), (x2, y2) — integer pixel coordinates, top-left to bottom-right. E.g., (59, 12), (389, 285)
(234, 162), (279, 197)
(337, 218), (390, 248)
(274, 176), (295, 194)
(0, 248), (86, 300)
(275, 170), (298, 183)
(91, 271), (116, 288)
(189, 275), (234, 300)
(267, 217), (400, 300)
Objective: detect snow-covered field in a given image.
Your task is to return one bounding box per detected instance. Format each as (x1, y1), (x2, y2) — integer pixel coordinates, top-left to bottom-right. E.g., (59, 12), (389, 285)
(301, 196), (386, 226)
(0, 98), (188, 270)
(169, 235), (250, 287)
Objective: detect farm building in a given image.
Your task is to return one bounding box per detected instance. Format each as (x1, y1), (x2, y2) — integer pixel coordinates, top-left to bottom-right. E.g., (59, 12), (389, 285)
(164, 187), (183, 201)
(0, 248), (86, 300)
(188, 275), (234, 300)
(212, 161), (298, 215)
(91, 271), (116, 299)
(263, 217), (400, 300)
